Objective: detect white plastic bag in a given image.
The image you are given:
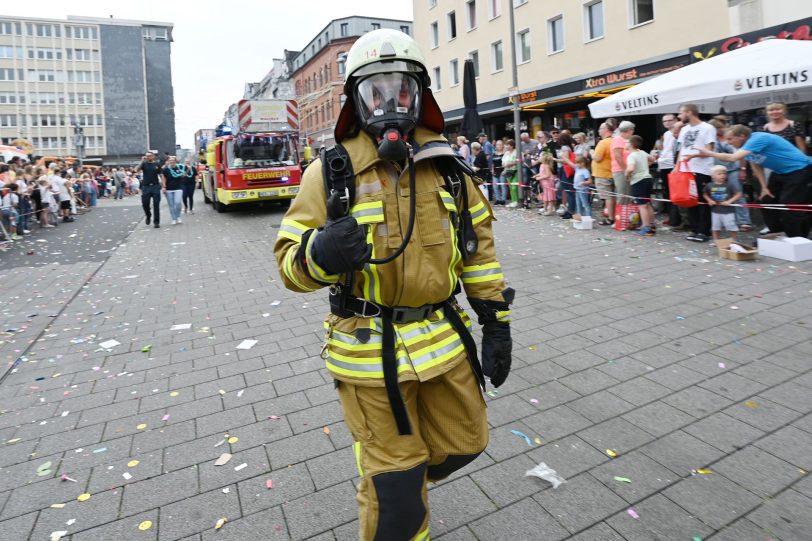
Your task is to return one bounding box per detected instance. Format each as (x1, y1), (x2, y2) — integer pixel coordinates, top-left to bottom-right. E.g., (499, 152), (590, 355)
(525, 462), (567, 489)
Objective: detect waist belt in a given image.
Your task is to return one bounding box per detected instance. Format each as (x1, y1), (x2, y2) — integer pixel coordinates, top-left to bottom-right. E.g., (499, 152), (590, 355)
(329, 289), (486, 436)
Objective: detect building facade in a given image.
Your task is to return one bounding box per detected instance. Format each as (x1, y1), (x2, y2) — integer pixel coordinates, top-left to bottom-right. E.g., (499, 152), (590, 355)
(244, 50), (298, 101)
(0, 15), (175, 164)
(290, 16), (413, 149)
(414, 0), (812, 142)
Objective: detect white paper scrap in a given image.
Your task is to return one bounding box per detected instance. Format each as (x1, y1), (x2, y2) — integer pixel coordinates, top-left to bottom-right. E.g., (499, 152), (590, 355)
(236, 340), (257, 350)
(170, 324), (192, 330)
(99, 339), (120, 349)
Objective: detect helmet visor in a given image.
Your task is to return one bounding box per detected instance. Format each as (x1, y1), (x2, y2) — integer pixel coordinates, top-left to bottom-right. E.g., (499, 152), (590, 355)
(355, 73), (421, 125)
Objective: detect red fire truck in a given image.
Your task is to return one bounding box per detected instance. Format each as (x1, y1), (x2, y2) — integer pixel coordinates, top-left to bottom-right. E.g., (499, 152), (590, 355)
(202, 99), (301, 212)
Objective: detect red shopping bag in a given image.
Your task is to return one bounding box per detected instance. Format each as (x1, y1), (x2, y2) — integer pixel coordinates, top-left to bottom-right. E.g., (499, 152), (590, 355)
(668, 160), (699, 208)
(615, 204), (640, 231)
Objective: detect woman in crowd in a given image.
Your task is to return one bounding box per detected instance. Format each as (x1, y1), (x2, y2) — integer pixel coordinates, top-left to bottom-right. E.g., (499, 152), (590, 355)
(181, 158), (198, 214)
(764, 102), (806, 153)
(492, 139), (506, 206)
(501, 139), (519, 208)
(556, 132), (577, 219)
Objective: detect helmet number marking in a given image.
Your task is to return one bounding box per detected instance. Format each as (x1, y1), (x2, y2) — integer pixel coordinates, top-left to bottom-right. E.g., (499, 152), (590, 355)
(366, 49), (378, 59)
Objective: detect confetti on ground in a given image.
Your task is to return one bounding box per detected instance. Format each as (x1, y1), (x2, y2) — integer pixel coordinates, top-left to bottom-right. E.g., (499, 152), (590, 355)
(606, 449), (618, 458)
(214, 453), (232, 466)
(77, 493), (91, 502)
(627, 509), (640, 520)
(122, 472), (132, 480)
(266, 479), (274, 489)
(36, 461), (53, 476)
(731, 306), (739, 310)
(215, 517), (228, 530)
(744, 400), (758, 408)
(323, 427), (331, 435)
(271, 300), (281, 306)
(170, 391), (179, 397)
(234, 463), (247, 471)
(92, 447), (107, 454)
(218, 389), (226, 395)
(222, 487), (230, 493)
(236, 339), (257, 350)
(692, 536), (702, 541)
(529, 398), (539, 405)
(718, 362), (726, 369)
(50, 503), (66, 509)
(50, 531), (68, 541)
(139, 520), (153, 531)
(66, 519), (76, 526)
(268, 415), (281, 420)
(214, 439), (227, 447)
(486, 390), (498, 398)
(510, 429), (533, 446)
(136, 423), (147, 430)
(613, 476), (632, 483)
(236, 389), (245, 398)
(7, 438), (21, 444)
(170, 323), (192, 330)
(675, 316), (685, 320)
(162, 414), (170, 421)
(127, 460), (140, 468)
(98, 339), (120, 349)
(693, 468), (714, 475)
(227, 436), (239, 444)
(141, 345), (152, 352)
(534, 437), (542, 445)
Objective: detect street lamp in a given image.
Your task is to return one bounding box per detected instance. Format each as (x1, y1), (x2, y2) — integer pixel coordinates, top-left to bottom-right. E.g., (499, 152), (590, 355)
(508, 1), (523, 191)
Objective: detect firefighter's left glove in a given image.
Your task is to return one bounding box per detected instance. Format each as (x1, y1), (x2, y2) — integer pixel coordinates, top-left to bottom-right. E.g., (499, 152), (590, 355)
(468, 289), (514, 388)
(309, 216), (373, 275)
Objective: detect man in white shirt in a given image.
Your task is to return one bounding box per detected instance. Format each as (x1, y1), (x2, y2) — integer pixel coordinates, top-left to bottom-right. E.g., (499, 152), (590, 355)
(48, 167), (74, 223)
(677, 103), (716, 242)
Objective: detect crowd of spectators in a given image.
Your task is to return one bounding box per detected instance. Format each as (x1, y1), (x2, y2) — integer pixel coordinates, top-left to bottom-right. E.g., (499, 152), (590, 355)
(455, 101), (811, 244)
(0, 158), (143, 242)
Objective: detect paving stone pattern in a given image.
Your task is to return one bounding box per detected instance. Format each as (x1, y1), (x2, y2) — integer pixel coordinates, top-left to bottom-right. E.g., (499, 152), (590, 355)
(1, 196), (811, 540)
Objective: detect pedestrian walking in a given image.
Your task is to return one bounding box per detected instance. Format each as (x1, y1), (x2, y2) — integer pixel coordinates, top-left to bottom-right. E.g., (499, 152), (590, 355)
(181, 158), (197, 214)
(274, 28), (513, 541)
(137, 151), (162, 228)
(113, 168), (127, 200)
(161, 156), (185, 225)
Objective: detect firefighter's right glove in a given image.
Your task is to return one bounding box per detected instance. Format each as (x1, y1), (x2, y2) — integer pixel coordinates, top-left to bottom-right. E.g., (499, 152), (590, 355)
(309, 216), (373, 275)
(468, 289), (514, 388)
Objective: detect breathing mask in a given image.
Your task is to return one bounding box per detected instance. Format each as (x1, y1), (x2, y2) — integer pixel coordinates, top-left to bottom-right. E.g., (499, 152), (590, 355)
(355, 72), (421, 161)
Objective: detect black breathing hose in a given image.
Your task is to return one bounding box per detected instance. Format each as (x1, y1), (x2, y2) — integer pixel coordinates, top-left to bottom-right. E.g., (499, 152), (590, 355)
(368, 146), (416, 264)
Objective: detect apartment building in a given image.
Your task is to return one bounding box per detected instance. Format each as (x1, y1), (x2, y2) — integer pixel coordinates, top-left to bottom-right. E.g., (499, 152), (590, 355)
(0, 15), (175, 163)
(414, 0), (812, 141)
(290, 16), (413, 149)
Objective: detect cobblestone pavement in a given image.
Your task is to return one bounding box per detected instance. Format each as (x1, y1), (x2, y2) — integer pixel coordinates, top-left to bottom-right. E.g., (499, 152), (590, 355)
(1, 193), (810, 540)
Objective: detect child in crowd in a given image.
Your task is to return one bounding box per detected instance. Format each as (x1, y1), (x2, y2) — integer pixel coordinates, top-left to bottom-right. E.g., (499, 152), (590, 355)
(573, 156), (593, 220)
(535, 154), (558, 216)
(1, 183), (21, 240)
(703, 164), (742, 246)
(626, 135), (656, 236)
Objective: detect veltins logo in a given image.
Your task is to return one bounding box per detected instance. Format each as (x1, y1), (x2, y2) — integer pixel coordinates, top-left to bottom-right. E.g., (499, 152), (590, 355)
(734, 80), (743, 91)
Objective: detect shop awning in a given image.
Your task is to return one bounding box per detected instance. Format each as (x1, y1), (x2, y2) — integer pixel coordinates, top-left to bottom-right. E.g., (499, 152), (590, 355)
(588, 39), (812, 118)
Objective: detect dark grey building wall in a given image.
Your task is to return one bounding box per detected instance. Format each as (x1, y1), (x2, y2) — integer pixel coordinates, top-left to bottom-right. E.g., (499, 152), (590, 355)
(143, 40), (176, 155)
(98, 25), (149, 157)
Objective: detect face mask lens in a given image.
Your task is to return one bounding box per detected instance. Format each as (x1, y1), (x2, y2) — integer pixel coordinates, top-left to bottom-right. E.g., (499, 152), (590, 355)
(356, 73), (420, 125)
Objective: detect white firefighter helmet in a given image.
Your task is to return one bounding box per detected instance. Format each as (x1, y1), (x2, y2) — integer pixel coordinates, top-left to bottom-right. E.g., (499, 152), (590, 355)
(335, 28), (444, 141)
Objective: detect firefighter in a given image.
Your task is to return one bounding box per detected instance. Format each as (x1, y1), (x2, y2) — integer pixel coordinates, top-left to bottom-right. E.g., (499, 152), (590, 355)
(274, 28), (512, 541)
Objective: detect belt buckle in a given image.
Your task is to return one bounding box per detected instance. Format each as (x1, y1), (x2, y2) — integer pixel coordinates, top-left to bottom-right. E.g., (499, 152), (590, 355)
(355, 299), (381, 318)
(392, 305), (432, 324)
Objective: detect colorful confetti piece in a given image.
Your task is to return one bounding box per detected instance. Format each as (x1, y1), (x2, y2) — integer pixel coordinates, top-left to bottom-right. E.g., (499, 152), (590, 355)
(139, 520), (153, 531)
(77, 493), (91, 502)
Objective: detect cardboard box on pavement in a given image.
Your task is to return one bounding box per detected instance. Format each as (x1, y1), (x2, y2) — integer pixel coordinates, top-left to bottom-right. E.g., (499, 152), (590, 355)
(717, 238), (758, 261)
(757, 234), (812, 262)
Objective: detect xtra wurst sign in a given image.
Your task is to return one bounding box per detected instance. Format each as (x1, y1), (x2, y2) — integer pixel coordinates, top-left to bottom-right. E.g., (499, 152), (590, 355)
(690, 16), (812, 61)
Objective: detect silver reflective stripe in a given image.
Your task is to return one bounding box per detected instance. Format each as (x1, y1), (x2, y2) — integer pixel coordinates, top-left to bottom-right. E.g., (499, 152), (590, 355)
(462, 267), (501, 279)
(470, 204), (488, 222)
(377, 224), (388, 236)
(352, 207), (384, 220)
(440, 218), (449, 230)
(330, 331), (383, 346)
(411, 336), (465, 368)
(357, 180), (382, 196)
(279, 223), (305, 239)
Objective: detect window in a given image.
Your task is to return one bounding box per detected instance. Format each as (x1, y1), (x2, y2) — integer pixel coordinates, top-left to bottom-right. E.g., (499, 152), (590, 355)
(0, 69), (22, 81)
(400, 25), (410, 35)
(630, 0), (654, 26)
(448, 11), (457, 40)
(68, 71), (100, 83)
(491, 40), (503, 72)
(0, 22), (23, 35)
(371, 23), (380, 30)
(518, 29), (531, 62)
(433, 67), (442, 91)
(547, 16), (564, 53)
(0, 46), (22, 59)
(469, 50), (480, 78)
(466, 1), (477, 30)
(450, 59), (460, 86)
(430, 22), (439, 48)
(584, 1), (605, 41)
(488, 0), (501, 19)
(0, 92), (23, 104)
(337, 52), (347, 76)
(0, 114), (18, 127)
(340, 23), (348, 37)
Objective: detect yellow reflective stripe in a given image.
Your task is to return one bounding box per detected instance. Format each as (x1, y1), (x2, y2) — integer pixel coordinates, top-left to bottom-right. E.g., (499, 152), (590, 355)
(439, 190), (457, 212)
(326, 358), (415, 378)
(279, 218), (308, 242)
(361, 223), (382, 303)
(283, 246), (318, 292)
(461, 261), (503, 283)
(351, 200), (384, 224)
(353, 441), (364, 477)
(410, 333), (465, 370)
(412, 526), (430, 541)
(304, 230), (339, 283)
(496, 310), (511, 322)
(469, 201), (490, 225)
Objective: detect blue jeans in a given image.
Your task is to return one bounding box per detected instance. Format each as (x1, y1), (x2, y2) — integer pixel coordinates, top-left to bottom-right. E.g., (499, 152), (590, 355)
(115, 182), (125, 199)
(495, 174), (508, 202)
(141, 184), (161, 224)
(165, 189), (183, 221)
(726, 170), (751, 226)
(559, 180), (576, 213)
(18, 196), (30, 231)
(576, 190), (592, 217)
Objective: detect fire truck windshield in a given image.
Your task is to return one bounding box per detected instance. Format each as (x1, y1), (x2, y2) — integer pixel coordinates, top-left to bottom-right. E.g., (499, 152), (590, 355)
(226, 134), (298, 169)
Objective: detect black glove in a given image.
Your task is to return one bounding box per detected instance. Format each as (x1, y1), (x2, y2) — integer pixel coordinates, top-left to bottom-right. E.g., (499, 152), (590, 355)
(309, 216), (372, 275)
(468, 289), (514, 388)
